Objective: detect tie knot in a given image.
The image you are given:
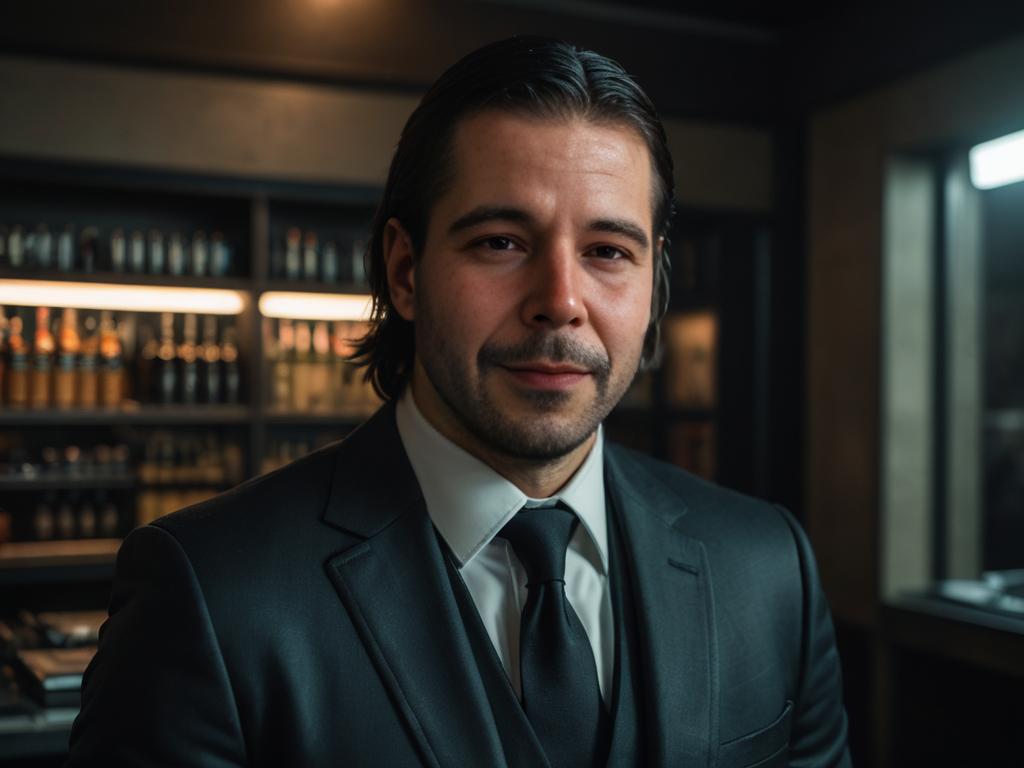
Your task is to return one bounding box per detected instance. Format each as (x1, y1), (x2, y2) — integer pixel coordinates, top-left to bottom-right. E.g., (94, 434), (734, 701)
(500, 505), (578, 586)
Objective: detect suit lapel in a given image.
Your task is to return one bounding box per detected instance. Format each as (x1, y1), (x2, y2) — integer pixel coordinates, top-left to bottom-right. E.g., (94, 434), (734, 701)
(606, 446), (720, 768)
(321, 405), (506, 768)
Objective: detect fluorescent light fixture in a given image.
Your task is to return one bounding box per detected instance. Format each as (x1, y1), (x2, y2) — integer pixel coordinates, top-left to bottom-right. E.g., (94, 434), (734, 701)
(969, 128), (1024, 189)
(0, 279), (246, 314)
(258, 291), (372, 321)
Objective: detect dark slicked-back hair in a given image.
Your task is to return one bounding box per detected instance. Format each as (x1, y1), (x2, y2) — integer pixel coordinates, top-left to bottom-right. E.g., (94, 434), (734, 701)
(352, 35), (676, 400)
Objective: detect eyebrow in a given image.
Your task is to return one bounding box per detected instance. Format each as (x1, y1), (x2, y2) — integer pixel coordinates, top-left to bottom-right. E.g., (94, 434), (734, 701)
(447, 205), (650, 250)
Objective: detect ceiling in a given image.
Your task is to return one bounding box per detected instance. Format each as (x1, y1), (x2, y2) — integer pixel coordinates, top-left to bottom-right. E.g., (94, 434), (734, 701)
(1, 1), (1022, 122)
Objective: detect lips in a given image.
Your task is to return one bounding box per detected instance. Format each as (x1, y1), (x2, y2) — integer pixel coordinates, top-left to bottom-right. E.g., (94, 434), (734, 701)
(502, 362), (590, 390)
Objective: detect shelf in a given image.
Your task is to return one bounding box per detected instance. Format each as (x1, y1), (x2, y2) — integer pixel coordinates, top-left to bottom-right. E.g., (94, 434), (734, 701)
(0, 540), (119, 584)
(0, 269), (251, 291)
(260, 279), (369, 295)
(0, 475), (135, 492)
(883, 594), (1024, 679)
(0, 704), (78, 759)
(0, 405), (252, 426)
(264, 408), (376, 426)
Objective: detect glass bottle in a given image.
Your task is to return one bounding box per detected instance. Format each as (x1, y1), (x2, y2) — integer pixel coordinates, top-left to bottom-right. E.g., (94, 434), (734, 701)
(54, 307), (80, 409)
(98, 310), (124, 408)
(30, 306), (55, 409)
(78, 313), (100, 409)
(5, 312), (29, 408)
(157, 313), (177, 405)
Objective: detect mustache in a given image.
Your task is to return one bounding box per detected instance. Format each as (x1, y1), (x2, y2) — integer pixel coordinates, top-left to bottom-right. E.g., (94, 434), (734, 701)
(478, 334), (610, 379)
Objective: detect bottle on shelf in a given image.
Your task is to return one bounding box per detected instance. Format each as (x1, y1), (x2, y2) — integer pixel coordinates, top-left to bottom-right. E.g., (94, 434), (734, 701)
(8, 225), (24, 268)
(149, 229), (165, 274)
(96, 490), (119, 539)
(156, 312), (177, 405)
(78, 312), (100, 409)
(0, 225), (7, 267)
(33, 494), (56, 541)
(56, 494), (77, 539)
(54, 307), (80, 409)
(191, 231), (208, 277)
(6, 311), (29, 408)
(272, 319), (292, 415)
(0, 308), (7, 406)
(292, 321), (312, 412)
(30, 306), (55, 409)
(110, 228), (127, 272)
(210, 231), (230, 277)
(168, 232), (186, 276)
(79, 226), (99, 273)
(129, 230), (146, 273)
(77, 496), (97, 539)
(179, 314), (199, 405)
(310, 321), (330, 411)
(302, 231), (318, 281)
(57, 225), (75, 272)
(98, 310), (123, 408)
(199, 315), (221, 404)
(34, 224), (53, 269)
(136, 320), (157, 405)
(352, 239), (367, 284)
(221, 323), (241, 405)
(322, 241), (339, 283)
(285, 227), (301, 281)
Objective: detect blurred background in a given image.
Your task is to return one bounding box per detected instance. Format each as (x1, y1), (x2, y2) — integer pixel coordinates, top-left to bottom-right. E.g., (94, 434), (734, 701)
(1, 1), (1023, 765)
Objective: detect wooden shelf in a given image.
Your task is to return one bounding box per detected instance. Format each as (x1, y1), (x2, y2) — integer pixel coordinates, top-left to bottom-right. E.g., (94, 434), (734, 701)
(0, 539), (120, 585)
(264, 407), (375, 426)
(259, 279), (369, 294)
(0, 475), (135, 492)
(0, 405), (252, 426)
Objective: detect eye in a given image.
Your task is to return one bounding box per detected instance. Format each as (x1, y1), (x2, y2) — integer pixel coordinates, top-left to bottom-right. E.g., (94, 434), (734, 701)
(480, 236), (518, 251)
(590, 244), (628, 260)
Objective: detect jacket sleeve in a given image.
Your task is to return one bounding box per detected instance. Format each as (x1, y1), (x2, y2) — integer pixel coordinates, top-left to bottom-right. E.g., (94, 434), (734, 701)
(776, 506), (853, 768)
(65, 524), (248, 767)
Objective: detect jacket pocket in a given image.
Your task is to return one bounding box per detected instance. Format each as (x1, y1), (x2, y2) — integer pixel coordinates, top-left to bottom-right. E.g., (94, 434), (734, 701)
(716, 700), (793, 768)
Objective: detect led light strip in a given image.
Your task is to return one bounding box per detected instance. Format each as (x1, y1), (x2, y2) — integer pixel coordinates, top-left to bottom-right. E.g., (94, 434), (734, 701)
(970, 128), (1024, 190)
(0, 279), (246, 315)
(258, 291), (372, 321)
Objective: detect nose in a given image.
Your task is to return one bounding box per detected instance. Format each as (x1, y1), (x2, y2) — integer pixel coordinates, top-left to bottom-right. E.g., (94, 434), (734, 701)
(520, 242), (588, 330)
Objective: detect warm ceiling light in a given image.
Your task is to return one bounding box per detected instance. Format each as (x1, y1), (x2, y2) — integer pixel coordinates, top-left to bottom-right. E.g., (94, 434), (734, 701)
(969, 128), (1024, 190)
(0, 279), (246, 314)
(258, 291), (372, 321)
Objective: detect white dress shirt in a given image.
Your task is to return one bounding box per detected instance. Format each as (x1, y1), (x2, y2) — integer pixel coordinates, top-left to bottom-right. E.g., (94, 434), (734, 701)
(395, 389), (613, 702)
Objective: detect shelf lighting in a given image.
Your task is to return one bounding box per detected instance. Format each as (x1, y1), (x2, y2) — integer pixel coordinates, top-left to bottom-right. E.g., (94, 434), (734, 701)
(258, 291), (372, 321)
(0, 279), (246, 314)
(969, 128), (1024, 190)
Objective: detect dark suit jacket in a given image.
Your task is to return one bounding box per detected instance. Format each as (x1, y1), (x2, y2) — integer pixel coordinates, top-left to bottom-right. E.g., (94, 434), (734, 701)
(66, 404), (851, 767)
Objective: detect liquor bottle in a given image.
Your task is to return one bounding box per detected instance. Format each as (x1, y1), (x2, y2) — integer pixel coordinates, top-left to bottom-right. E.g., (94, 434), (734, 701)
(33, 494), (56, 540)
(191, 231), (208, 277)
(168, 232), (186, 276)
(57, 225), (75, 272)
(6, 312), (29, 408)
(322, 241), (339, 283)
(149, 230), (165, 274)
(352, 239), (367, 284)
(302, 231), (318, 281)
(129, 230), (146, 273)
(200, 315), (221, 404)
(80, 226), (99, 272)
(221, 323), (241, 405)
(136, 321), (157, 404)
(78, 496), (97, 538)
(35, 224), (53, 269)
(54, 307), (80, 409)
(78, 313), (100, 409)
(30, 306), (55, 409)
(8, 225), (24, 268)
(0, 225), (7, 267)
(285, 227), (301, 281)
(110, 228), (127, 272)
(96, 490), (119, 538)
(56, 495), (77, 539)
(157, 313), (177, 404)
(310, 320), (330, 411)
(98, 310), (123, 408)
(272, 318), (293, 410)
(292, 321), (312, 412)
(179, 313), (199, 405)
(210, 231), (230, 277)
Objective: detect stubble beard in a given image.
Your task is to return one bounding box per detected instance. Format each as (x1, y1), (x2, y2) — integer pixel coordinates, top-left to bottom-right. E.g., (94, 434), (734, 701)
(416, 306), (637, 462)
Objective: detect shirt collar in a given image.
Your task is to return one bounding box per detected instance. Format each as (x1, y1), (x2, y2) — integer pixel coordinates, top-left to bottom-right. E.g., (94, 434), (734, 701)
(395, 388), (608, 573)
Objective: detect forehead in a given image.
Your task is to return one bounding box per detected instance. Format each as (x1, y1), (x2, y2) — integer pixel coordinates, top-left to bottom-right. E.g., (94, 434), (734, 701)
(439, 111), (655, 223)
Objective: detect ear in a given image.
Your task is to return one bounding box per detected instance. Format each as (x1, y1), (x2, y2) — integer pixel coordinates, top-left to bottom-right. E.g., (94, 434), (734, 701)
(383, 217), (416, 321)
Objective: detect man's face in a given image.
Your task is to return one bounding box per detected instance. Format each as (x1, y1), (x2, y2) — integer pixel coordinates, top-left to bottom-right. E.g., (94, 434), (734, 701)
(387, 111), (655, 463)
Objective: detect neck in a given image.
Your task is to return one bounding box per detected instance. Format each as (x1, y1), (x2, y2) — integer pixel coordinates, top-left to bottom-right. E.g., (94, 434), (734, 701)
(408, 376), (595, 499)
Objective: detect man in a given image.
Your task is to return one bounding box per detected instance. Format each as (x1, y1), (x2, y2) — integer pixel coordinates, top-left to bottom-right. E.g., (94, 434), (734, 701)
(67, 37), (851, 767)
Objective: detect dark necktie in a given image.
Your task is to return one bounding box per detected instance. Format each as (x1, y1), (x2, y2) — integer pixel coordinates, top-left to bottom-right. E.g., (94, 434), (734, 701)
(500, 505), (608, 768)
